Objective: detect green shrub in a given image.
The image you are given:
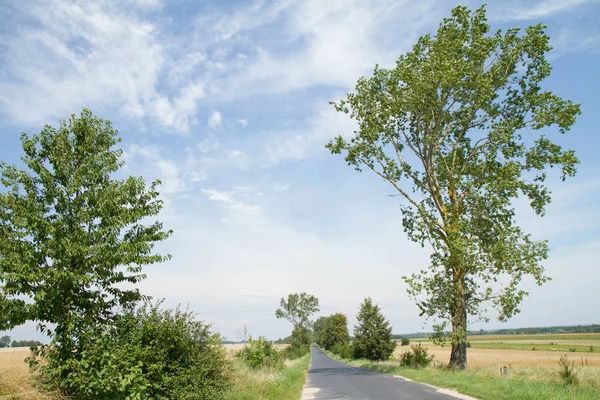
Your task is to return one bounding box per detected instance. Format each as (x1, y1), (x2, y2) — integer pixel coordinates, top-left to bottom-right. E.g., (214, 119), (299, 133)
(30, 302), (230, 400)
(331, 343), (354, 359)
(281, 344), (310, 360)
(238, 336), (283, 369)
(400, 337), (410, 346)
(399, 344), (434, 368)
(558, 355), (579, 386)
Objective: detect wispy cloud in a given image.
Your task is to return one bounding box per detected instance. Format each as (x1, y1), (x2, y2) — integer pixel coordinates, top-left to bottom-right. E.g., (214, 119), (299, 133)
(497, 0), (600, 20)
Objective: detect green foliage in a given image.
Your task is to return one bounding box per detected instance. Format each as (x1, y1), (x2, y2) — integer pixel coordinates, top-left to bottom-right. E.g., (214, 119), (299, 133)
(238, 336), (283, 370)
(0, 109), (172, 363)
(401, 337), (410, 346)
(353, 298), (396, 361)
(314, 313), (350, 350)
(0, 335), (10, 347)
(30, 301), (230, 400)
(557, 355), (579, 386)
(399, 344), (434, 368)
(224, 354), (310, 400)
(281, 344), (310, 360)
(275, 293), (319, 336)
(326, 4), (580, 369)
(330, 343), (354, 359)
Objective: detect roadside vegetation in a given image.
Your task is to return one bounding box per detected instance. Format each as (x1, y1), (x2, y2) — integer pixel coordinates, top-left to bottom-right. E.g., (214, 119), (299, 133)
(334, 355), (600, 400)
(224, 353), (310, 400)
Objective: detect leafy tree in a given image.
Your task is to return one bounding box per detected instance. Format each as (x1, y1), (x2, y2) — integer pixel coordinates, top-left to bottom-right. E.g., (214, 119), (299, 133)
(0, 334), (10, 348)
(326, 5), (580, 369)
(312, 316), (327, 346)
(0, 109), (172, 365)
(317, 313), (350, 350)
(353, 298), (396, 361)
(275, 292), (319, 339)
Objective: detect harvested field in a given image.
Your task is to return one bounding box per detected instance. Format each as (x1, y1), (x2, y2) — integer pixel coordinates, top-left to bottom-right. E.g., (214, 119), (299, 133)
(394, 344), (600, 367)
(0, 348), (52, 400)
(467, 333), (600, 342)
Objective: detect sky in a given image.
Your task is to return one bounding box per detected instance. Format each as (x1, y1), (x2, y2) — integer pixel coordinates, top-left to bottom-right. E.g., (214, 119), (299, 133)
(0, 0), (599, 342)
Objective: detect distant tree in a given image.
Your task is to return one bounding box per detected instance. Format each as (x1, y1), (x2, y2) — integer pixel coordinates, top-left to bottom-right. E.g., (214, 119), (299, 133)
(353, 298), (396, 361)
(11, 339), (43, 347)
(0, 335), (10, 348)
(312, 316), (327, 346)
(275, 292), (320, 340)
(401, 337), (410, 346)
(327, 5), (580, 369)
(321, 313), (350, 350)
(0, 109), (172, 364)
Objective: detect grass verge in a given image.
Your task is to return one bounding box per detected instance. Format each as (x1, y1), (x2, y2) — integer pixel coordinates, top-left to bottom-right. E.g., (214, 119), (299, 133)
(326, 352), (600, 400)
(224, 354), (310, 400)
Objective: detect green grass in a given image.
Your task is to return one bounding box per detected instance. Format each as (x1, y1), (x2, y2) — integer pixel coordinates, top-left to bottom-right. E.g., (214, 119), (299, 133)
(326, 352), (600, 400)
(469, 342), (596, 353)
(224, 354), (310, 400)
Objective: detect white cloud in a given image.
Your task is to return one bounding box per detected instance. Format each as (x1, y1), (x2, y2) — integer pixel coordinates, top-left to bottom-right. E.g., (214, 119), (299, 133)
(217, 0), (443, 98)
(237, 119), (248, 127)
(265, 99), (357, 164)
(208, 110), (223, 128)
(0, 0), (207, 133)
(498, 0), (600, 20)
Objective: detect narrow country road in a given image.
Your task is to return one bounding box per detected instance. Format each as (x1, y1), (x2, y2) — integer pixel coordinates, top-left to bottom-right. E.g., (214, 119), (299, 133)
(302, 345), (466, 400)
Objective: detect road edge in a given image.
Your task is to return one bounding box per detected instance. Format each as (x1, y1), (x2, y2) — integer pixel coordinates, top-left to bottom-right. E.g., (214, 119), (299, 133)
(324, 349), (479, 400)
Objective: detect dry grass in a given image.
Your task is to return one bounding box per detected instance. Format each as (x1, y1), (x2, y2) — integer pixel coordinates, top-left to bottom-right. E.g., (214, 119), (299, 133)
(392, 344), (600, 388)
(0, 348), (60, 400)
(395, 344), (600, 367)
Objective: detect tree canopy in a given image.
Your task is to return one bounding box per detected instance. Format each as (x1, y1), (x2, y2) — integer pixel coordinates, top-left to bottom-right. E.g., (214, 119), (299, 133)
(0, 109), (172, 360)
(327, 5), (580, 369)
(275, 292), (320, 335)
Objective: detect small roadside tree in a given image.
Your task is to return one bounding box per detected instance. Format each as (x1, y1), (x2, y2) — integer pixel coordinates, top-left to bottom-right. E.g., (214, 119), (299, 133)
(327, 5), (580, 369)
(0, 109), (172, 369)
(275, 292), (319, 348)
(353, 298), (396, 361)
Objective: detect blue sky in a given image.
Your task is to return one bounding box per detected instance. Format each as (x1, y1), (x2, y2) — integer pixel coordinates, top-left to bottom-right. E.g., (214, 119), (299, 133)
(0, 0), (599, 342)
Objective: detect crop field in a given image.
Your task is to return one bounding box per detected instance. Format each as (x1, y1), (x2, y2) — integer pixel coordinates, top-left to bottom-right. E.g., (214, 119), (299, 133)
(392, 334), (600, 390)
(0, 348), (51, 400)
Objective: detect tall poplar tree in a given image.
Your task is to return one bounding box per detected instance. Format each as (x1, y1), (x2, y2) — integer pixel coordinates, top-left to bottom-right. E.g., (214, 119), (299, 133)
(327, 5), (580, 368)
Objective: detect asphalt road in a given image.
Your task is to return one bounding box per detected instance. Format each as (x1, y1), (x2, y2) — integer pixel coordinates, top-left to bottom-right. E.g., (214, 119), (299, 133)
(302, 345), (464, 400)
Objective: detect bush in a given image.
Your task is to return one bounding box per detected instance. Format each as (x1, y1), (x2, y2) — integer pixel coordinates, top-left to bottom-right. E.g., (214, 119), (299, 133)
(238, 336), (283, 369)
(30, 302), (230, 400)
(399, 344), (434, 368)
(400, 337), (410, 346)
(331, 343), (354, 359)
(281, 344), (310, 360)
(558, 355), (579, 386)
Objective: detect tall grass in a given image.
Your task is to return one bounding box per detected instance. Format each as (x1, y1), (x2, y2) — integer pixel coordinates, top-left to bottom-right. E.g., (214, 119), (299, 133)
(328, 353), (600, 400)
(224, 353), (310, 400)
